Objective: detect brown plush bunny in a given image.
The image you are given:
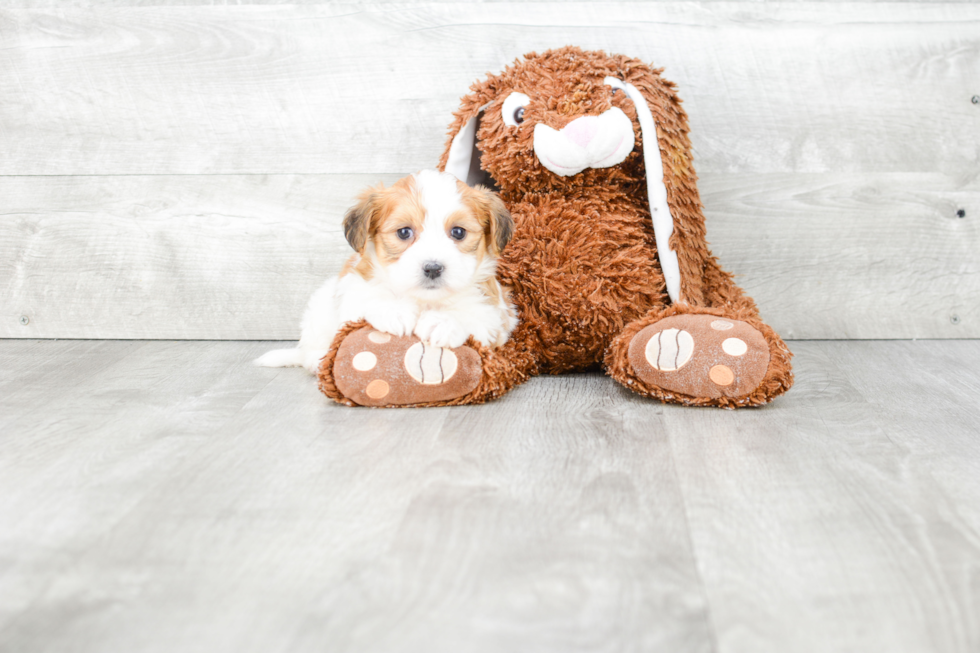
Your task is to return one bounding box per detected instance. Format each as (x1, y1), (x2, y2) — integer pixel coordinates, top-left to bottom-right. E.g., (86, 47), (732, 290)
(320, 46), (793, 408)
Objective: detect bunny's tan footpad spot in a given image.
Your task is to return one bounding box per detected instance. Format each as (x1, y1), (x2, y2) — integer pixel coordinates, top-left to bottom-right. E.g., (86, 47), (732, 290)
(331, 327), (481, 406)
(628, 315), (770, 399)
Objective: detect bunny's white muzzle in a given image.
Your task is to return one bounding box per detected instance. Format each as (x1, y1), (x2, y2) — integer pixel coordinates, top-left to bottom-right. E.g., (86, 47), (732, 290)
(532, 108), (636, 177)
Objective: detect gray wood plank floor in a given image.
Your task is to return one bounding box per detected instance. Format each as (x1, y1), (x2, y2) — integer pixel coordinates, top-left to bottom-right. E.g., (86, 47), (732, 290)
(1, 339), (978, 653)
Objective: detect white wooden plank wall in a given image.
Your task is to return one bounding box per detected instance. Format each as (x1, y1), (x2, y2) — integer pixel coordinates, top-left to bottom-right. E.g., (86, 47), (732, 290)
(1, 3), (978, 339)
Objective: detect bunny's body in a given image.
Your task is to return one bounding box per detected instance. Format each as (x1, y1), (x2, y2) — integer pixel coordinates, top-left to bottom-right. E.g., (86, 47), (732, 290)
(319, 48), (793, 408)
(499, 186), (666, 374)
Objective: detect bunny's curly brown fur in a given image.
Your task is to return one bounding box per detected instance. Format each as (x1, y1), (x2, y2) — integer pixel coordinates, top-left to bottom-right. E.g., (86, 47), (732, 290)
(320, 47), (793, 407)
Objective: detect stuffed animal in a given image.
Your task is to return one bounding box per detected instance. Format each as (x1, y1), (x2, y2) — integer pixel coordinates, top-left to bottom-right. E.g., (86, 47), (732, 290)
(319, 46), (793, 408)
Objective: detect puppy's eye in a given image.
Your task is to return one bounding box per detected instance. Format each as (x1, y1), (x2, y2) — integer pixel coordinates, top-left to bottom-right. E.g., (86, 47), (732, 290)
(396, 227), (413, 240)
(611, 87), (620, 96)
(450, 226), (466, 241)
(502, 92), (530, 128)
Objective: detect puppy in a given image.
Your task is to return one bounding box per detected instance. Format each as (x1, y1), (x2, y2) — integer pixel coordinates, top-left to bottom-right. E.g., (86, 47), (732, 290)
(256, 169), (518, 374)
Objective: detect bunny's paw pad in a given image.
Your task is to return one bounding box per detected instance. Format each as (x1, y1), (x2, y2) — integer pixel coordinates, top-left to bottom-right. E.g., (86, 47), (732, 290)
(327, 327), (481, 406)
(628, 315), (770, 399)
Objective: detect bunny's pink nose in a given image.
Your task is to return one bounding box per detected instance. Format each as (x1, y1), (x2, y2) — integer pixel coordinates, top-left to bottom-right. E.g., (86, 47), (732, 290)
(562, 116), (599, 148)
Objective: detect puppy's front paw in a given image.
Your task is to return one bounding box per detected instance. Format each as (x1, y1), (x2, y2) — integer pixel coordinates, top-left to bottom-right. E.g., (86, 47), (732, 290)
(415, 312), (468, 349)
(364, 306), (418, 337)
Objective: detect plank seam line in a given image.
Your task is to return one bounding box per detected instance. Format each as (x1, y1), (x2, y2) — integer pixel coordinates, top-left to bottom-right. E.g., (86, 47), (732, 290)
(664, 427), (722, 653)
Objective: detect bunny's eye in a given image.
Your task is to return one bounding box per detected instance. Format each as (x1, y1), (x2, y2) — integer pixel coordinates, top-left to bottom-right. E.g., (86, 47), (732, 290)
(604, 77), (628, 98)
(502, 92), (531, 128)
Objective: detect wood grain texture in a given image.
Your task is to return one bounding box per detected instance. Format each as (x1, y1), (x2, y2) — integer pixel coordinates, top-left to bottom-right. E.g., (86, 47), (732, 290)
(2, 2), (978, 341)
(702, 172), (980, 339)
(0, 340), (714, 653)
(1, 339), (978, 652)
(0, 4), (978, 175)
(665, 341), (980, 653)
(0, 174), (397, 339)
(2, 172), (976, 339)
(16, 0), (980, 6)
(824, 339), (980, 550)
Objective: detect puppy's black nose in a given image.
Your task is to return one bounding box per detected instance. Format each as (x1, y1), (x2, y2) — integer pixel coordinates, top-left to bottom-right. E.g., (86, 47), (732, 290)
(422, 261), (445, 280)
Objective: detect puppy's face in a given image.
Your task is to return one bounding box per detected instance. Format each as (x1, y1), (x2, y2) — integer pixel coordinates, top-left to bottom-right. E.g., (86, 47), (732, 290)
(343, 170), (512, 300)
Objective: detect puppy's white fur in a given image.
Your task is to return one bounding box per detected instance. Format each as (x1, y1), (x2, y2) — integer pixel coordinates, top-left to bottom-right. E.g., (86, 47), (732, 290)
(256, 170), (517, 374)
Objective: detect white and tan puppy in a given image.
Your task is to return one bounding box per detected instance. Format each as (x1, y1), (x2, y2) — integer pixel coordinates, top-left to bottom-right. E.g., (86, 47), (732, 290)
(256, 170), (518, 374)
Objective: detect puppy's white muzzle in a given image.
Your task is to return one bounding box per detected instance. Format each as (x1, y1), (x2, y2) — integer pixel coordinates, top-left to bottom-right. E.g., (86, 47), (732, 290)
(532, 107), (636, 177)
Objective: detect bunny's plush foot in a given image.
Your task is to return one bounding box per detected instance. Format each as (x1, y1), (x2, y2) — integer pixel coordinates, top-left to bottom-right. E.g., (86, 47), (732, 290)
(628, 314), (770, 399)
(319, 324), (482, 407)
(606, 307), (793, 408)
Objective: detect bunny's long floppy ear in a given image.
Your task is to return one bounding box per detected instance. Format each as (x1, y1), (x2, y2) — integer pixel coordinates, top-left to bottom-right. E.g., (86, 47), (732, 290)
(438, 75), (501, 190)
(444, 101), (493, 186)
(604, 76), (682, 305)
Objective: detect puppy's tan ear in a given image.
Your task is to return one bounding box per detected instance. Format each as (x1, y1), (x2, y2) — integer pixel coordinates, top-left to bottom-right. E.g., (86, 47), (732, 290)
(342, 186), (383, 252)
(475, 186), (513, 255)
